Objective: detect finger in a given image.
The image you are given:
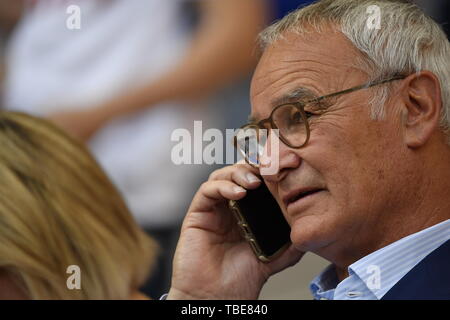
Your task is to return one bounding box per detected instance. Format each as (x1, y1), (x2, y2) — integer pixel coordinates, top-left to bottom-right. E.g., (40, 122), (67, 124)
(265, 244), (305, 276)
(188, 180), (248, 213)
(209, 164), (261, 189)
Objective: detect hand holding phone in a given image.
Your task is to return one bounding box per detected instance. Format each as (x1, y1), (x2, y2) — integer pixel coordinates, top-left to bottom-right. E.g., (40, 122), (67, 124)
(229, 181), (291, 262)
(168, 164), (303, 300)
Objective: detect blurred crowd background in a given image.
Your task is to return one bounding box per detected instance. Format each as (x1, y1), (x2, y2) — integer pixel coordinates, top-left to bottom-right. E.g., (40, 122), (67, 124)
(0, 0), (448, 299)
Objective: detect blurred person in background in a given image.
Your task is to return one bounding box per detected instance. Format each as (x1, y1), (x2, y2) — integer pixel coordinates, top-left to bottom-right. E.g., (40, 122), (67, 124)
(0, 0), (267, 297)
(0, 1), (24, 101)
(414, 0), (450, 39)
(0, 111), (157, 299)
(221, 0), (315, 132)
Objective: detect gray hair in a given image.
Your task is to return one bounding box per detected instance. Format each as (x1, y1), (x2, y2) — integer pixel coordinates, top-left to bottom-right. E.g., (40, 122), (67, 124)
(259, 0), (450, 141)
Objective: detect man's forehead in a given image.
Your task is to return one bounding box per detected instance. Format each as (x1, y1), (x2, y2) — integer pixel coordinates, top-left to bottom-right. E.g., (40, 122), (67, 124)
(248, 87), (318, 123)
(249, 30), (362, 120)
(252, 31), (355, 88)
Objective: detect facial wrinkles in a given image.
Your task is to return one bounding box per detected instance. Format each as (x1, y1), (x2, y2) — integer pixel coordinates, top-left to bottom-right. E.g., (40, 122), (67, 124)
(252, 58), (335, 98)
(253, 63), (353, 187)
(281, 166), (325, 194)
(252, 33), (372, 179)
(252, 68), (320, 104)
(310, 101), (357, 133)
(253, 28), (369, 102)
(266, 101), (368, 218)
(251, 55), (359, 125)
(252, 74), (322, 123)
(307, 71), (375, 134)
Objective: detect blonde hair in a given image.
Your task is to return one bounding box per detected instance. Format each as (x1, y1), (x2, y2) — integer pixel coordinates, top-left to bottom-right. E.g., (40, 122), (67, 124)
(259, 0), (450, 140)
(0, 111), (157, 299)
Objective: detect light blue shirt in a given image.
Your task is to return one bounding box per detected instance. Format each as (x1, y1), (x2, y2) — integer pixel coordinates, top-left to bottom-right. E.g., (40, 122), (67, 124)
(310, 219), (450, 300)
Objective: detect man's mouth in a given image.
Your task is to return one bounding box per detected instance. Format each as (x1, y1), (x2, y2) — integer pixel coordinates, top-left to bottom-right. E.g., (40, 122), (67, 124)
(282, 188), (326, 209)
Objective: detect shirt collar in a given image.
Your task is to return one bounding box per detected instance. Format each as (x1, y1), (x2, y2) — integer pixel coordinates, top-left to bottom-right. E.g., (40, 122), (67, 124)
(309, 264), (338, 300)
(310, 219), (450, 300)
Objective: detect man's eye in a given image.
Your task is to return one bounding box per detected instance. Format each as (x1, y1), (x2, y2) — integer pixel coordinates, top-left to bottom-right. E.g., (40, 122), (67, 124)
(291, 111), (302, 122)
(304, 111), (317, 118)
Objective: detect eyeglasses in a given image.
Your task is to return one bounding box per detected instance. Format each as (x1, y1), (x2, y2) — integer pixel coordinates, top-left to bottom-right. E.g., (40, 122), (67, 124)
(234, 75), (406, 166)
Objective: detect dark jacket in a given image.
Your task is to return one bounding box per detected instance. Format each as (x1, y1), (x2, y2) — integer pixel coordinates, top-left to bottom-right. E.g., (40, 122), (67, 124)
(382, 240), (450, 300)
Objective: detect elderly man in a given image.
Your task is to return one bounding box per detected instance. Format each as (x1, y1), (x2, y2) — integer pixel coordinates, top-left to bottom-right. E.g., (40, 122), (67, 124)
(167, 0), (450, 300)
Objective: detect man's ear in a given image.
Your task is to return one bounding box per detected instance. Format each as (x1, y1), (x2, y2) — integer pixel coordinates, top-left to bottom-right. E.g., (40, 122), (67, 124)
(400, 71), (442, 148)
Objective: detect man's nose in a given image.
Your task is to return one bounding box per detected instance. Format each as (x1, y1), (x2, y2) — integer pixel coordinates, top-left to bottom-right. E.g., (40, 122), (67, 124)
(259, 130), (301, 182)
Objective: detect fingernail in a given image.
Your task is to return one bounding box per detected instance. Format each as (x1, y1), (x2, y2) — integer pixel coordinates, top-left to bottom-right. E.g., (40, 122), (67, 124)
(233, 186), (246, 194)
(246, 173), (260, 183)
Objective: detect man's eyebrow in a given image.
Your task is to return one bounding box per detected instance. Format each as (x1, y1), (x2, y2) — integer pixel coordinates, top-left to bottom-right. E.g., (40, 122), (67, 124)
(270, 87), (319, 107)
(248, 87), (319, 123)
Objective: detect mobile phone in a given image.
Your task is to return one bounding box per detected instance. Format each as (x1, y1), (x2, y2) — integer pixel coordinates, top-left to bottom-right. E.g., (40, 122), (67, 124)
(228, 181), (291, 262)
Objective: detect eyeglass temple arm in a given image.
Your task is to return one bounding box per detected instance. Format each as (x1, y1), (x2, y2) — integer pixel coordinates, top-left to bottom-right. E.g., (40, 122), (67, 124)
(311, 75), (406, 103)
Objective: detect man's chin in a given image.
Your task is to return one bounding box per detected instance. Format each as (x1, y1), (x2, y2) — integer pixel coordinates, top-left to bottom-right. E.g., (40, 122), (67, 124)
(289, 214), (334, 253)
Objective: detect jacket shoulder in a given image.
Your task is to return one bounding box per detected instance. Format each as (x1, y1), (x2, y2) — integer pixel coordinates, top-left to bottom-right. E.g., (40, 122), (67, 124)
(382, 239), (450, 300)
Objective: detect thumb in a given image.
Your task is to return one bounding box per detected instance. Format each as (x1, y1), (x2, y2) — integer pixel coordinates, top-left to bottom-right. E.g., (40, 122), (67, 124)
(265, 244), (305, 276)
